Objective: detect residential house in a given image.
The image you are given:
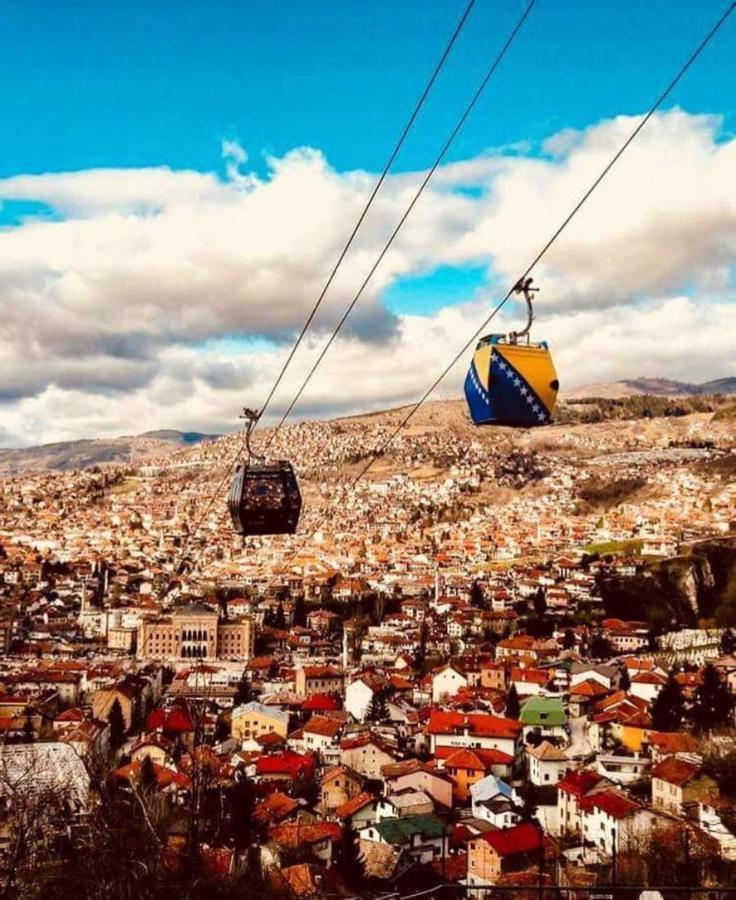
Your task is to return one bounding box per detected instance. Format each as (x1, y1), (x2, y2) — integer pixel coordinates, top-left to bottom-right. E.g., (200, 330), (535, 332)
(467, 823), (543, 889)
(359, 814), (447, 865)
(231, 701), (290, 744)
(341, 733), (399, 779)
(432, 664), (469, 703)
(470, 774), (520, 829)
(321, 765), (364, 814)
(295, 666), (343, 699)
(651, 758), (719, 818)
(527, 741), (569, 786)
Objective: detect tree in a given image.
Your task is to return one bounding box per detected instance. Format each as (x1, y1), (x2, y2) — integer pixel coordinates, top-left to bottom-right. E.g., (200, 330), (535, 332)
(337, 819), (364, 889)
(589, 632), (612, 660)
(366, 688), (389, 723)
(619, 664), (631, 692)
(532, 588), (547, 617)
(274, 602), (287, 631)
(692, 664), (733, 733)
(721, 627), (736, 656)
(470, 581), (485, 609)
(234, 674), (252, 707)
(139, 754), (158, 794)
(505, 684), (520, 720)
(650, 674), (685, 732)
(562, 628), (576, 651)
(293, 595), (307, 628)
(109, 698), (126, 751)
(228, 776), (256, 849)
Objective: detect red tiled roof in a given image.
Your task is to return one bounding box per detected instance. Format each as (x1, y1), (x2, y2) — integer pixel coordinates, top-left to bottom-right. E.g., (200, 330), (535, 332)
(301, 692), (341, 712)
(437, 745), (514, 769)
(649, 731), (700, 754)
(652, 757), (700, 786)
(582, 790), (640, 820)
(480, 823), (543, 857)
(569, 679), (610, 698)
(425, 709), (521, 740)
(269, 821), (341, 847)
(256, 751), (315, 780)
(557, 768), (602, 798)
(335, 791), (376, 819)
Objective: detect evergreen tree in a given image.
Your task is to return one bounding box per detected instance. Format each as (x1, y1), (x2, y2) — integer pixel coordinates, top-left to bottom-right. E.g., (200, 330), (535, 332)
(721, 628), (736, 656)
(139, 755), (157, 794)
(366, 688), (389, 723)
(619, 665), (631, 692)
(470, 581), (485, 609)
(505, 684), (520, 720)
(274, 602), (287, 631)
(109, 698), (125, 751)
(650, 674), (685, 732)
(293, 595), (307, 628)
(228, 776), (256, 850)
(590, 632), (612, 660)
(234, 674), (252, 707)
(23, 708), (34, 743)
(337, 819), (364, 889)
(692, 664), (733, 733)
(532, 588), (547, 617)
(562, 628), (576, 651)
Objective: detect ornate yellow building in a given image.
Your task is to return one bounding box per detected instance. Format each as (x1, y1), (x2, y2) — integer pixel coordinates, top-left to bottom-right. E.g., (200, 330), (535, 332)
(137, 602), (255, 661)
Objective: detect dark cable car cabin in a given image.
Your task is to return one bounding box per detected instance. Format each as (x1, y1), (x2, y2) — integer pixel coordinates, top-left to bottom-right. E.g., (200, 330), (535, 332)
(227, 408), (302, 537)
(228, 460), (301, 536)
(464, 278), (559, 428)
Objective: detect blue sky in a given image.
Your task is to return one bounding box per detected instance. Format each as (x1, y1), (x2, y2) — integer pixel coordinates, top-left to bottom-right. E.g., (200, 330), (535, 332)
(0, 1), (734, 444)
(2, 0), (733, 181)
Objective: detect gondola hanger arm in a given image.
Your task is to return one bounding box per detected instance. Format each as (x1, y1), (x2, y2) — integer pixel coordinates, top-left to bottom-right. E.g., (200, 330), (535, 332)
(509, 276), (538, 344)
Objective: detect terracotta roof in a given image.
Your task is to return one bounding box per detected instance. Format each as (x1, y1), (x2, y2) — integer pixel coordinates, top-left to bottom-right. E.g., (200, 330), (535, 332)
(557, 768), (603, 797)
(582, 789), (640, 820)
(254, 791), (299, 825)
(569, 679), (610, 698)
(652, 757), (700, 786)
(649, 731), (700, 754)
(439, 745), (514, 770)
(303, 715), (342, 739)
(425, 709), (521, 740)
(479, 823), (543, 857)
(335, 791), (376, 819)
(269, 821), (341, 847)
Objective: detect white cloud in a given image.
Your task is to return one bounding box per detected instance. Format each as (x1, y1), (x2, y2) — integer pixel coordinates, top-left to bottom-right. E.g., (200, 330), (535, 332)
(0, 109), (734, 446)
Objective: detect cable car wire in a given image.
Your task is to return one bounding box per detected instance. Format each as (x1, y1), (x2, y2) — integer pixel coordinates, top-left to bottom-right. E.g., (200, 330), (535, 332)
(161, 0), (479, 583)
(264, 0), (538, 451)
(254, 0), (478, 429)
(261, 0), (735, 590)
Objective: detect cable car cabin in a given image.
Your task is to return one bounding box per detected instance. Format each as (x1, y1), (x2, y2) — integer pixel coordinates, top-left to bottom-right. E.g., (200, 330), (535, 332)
(464, 334), (559, 427)
(228, 461), (302, 536)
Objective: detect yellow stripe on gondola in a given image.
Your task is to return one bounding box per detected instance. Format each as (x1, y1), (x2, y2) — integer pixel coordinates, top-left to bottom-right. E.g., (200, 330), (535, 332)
(495, 344), (559, 414)
(472, 343), (493, 391)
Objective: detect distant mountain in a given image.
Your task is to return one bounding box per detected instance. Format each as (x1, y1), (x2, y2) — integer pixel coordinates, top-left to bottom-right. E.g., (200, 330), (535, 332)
(563, 376), (736, 400)
(0, 430), (219, 476)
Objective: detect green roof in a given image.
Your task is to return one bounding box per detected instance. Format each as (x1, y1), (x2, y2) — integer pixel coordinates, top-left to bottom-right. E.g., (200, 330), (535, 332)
(520, 696), (565, 727)
(373, 814), (444, 845)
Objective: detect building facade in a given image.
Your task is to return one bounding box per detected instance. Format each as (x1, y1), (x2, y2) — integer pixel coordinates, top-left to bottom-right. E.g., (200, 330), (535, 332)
(137, 603), (255, 661)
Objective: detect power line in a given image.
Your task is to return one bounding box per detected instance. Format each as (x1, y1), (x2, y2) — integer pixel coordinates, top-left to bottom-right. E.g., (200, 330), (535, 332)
(263, 0), (735, 591)
(255, 0), (478, 429)
(161, 0), (478, 581)
(265, 0), (539, 450)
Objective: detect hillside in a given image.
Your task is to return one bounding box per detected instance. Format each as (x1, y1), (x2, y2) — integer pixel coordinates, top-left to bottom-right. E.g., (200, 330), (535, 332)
(564, 376), (736, 400)
(0, 430), (218, 475)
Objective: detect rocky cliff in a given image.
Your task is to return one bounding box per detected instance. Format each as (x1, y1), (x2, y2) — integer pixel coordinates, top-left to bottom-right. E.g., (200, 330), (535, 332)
(598, 537), (736, 628)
